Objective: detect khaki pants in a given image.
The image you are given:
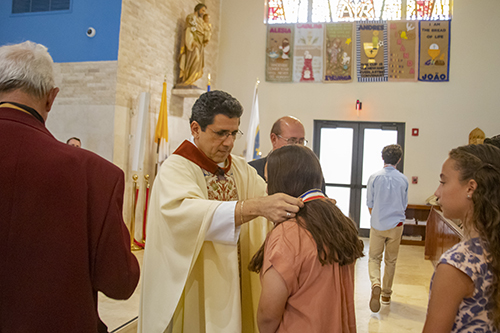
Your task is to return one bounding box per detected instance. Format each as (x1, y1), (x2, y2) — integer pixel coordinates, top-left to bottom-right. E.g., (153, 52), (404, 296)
(368, 225), (404, 297)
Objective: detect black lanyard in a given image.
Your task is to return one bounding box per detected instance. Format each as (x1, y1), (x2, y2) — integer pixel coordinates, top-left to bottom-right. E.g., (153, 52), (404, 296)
(0, 102), (45, 124)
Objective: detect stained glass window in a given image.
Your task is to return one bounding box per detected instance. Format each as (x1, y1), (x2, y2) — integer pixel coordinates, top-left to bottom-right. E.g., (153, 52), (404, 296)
(267, 0), (308, 23)
(266, 0), (452, 23)
(407, 0), (452, 20)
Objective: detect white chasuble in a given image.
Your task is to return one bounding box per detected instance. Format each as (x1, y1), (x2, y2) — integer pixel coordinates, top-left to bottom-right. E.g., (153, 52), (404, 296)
(138, 142), (270, 333)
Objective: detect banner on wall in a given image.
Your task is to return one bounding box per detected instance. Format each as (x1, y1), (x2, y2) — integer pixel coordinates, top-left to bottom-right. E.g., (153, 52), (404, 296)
(356, 21), (388, 82)
(266, 24), (294, 82)
(293, 24), (323, 82)
(323, 23), (354, 83)
(418, 20), (451, 82)
(388, 21), (418, 82)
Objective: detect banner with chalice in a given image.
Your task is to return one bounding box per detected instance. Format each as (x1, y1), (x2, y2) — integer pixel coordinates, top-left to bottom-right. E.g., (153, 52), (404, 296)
(418, 20), (451, 82)
(356, 21), (388, 82)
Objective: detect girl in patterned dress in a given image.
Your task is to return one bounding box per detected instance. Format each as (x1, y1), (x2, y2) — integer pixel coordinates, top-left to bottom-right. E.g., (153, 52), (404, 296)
(423, 144), (500, 332)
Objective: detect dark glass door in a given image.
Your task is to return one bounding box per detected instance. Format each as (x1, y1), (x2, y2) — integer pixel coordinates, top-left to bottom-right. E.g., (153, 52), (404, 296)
(313, 120), (405, 237)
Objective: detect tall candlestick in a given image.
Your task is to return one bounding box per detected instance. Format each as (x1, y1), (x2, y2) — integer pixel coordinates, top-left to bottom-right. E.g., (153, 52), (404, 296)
(130, 174), (142, 251)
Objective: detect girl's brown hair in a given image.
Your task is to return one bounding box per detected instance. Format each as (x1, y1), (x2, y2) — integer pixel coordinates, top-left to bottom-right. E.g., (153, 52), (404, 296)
(449, 144), (500, 329)
(248, 145), (364, 273)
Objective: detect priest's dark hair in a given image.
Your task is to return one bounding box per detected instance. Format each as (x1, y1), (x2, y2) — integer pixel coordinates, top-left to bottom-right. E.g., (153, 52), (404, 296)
(190, 90), (243, 131)
(248, 145), (364, 273)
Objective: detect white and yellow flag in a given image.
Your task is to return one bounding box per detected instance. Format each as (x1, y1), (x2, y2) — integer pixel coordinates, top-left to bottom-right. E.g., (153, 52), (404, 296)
(245, 80), (261, 162)
(154, 81), (169, 164)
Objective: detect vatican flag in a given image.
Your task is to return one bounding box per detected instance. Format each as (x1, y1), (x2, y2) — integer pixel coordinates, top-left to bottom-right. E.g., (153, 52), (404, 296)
(245, 80), (261, 162)
(154, 81), (169, 164)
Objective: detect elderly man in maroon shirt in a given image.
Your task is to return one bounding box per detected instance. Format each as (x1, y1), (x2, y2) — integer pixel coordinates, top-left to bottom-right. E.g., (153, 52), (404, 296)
(0, 41), (140, 332)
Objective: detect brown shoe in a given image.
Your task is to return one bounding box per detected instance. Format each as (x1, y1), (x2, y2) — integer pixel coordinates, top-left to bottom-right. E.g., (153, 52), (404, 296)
(381, 296), (391, 305)
(370, 285), (381, 312)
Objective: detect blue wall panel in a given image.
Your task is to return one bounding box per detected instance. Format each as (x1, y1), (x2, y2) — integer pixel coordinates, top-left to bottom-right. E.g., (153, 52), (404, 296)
(0, 0), (122, 62)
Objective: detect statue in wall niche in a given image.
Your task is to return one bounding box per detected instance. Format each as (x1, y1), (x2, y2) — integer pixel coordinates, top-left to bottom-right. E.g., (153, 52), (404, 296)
(176, 3), (212, 89)
(469, 127), (485, 145)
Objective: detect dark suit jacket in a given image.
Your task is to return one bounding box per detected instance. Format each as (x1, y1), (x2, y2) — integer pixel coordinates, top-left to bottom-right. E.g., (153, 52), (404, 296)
(0, 104), (140, 332)
(248, 156), (267, 180)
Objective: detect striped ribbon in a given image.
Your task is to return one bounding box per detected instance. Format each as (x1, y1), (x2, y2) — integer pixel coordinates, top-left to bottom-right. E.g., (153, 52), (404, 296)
(299, 189), (326, 203)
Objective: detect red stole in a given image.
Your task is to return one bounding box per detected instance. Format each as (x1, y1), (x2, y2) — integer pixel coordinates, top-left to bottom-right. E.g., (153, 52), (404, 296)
(173, 140), (232, 179)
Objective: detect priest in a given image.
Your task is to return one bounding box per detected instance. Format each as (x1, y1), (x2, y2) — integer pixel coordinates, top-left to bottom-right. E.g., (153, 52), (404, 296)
(138, 90), (303, 333)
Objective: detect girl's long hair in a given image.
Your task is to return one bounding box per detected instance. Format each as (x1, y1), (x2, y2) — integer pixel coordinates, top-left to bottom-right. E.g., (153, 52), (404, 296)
(449, 144), (500, 329)
(248, 145), (364, 273)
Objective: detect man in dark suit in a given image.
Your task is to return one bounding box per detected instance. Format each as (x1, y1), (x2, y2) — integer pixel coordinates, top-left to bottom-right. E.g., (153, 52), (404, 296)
(249, 116), (307, 179)
(250, 116), (328, 193)
(0, 41), (140, 332)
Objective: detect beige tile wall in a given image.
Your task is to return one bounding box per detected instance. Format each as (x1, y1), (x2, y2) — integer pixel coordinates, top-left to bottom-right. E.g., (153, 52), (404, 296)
(54, 61), (118, 106)
(47, 61), (118, 162)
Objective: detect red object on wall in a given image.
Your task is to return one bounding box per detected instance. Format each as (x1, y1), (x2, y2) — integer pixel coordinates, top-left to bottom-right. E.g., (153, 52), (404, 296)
(412, 128), (419, 136)
(300, 57), (315, 82)
(412, 176), (418, 184)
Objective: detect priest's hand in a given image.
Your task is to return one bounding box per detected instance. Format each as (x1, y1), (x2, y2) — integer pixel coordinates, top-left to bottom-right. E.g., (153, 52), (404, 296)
(262, 193), (304, 223)
(236, 194), (304, 226)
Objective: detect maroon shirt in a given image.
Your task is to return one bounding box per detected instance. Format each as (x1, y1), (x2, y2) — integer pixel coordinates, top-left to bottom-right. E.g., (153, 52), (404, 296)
(0, 104), (140, 332)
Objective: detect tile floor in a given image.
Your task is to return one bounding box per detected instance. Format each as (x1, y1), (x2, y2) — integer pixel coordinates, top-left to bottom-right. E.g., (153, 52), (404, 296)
(98, 238), (436, 333)
(354, 239), (435, 333)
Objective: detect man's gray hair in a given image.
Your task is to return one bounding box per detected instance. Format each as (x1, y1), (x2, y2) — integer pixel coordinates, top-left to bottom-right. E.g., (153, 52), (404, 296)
(0, 41), (55, 99)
